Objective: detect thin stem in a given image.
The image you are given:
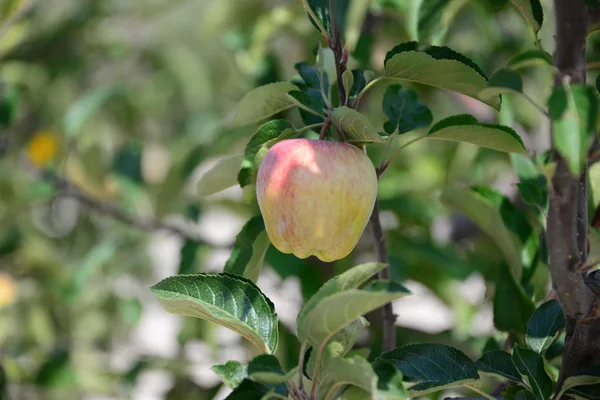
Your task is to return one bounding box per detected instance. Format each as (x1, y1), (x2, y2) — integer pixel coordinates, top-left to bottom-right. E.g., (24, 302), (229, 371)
(297, 122), (324, 135)
(297, 342), (307, 393)
(521, 92), (551, 118)
(319, 113), (333, 140)
(309, 341), (328, 400)
(464, 384), (497, 400)
(353, 76), (385, 108)
(378, 136), (426, 177)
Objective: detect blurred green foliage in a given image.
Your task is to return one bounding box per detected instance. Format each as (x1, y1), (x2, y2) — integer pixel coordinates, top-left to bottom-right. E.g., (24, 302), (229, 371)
(0, 0), (593, 398)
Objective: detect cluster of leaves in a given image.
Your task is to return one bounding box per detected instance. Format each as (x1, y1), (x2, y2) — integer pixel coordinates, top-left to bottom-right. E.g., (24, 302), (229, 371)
(151, 0), (600, 399)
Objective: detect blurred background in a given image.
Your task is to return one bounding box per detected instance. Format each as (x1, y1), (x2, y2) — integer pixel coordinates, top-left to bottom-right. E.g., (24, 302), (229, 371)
(0, 0), (593, 399)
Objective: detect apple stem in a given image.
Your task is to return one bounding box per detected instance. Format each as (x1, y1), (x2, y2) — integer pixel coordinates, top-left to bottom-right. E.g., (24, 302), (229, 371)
(318, 113), (332, 140)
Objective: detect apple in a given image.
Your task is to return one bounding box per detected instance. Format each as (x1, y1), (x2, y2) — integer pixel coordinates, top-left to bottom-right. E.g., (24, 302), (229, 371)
(256, 138), (378, 262)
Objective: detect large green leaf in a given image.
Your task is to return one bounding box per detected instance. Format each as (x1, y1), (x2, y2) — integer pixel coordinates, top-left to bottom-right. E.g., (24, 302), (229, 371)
(331, 106), (385, 144)
(150, 273), (278, 354)
(212, 361), (248, 389)
(377, 343), (480, 395)
(427, 114), (527, 154)
(512, 345), (553, 400)
(297, 262), (386, 330)
(494, 263), (535, 334)
(224, 216), (270, 283)
(548, 84), (597, 175)
(507, 50), (552, 70)
(197, 154), (244, 197)
(233, 82), (299, 126)
(247, 355), (288, 384)
(224, 379), (278, 400)
(440, 187), (522, 278)
(382, 84), (433, 134)
(384, 42), (500, 109)
(476, 350), (522, 383)
(526, 300), (565, 354)
(298, 281), (410, 348)
(238, 120), (296, 187)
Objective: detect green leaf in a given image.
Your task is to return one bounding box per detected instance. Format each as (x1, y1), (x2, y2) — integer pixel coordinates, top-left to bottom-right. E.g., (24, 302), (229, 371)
(197, 154), (244, 197)
(233, 82), (298, 126)
(150, 273), (278, 354)
(548, 84), (597, 175)
(479, 68), (524, 99)
(516, 389), (539, 400)
(65, 85), (122, 139)
(349, 70), (366, 100)
(224, 379), (273, 400)
(507, 50), (553, 70)
(558, 366), (600, 399)
(319, 356), (378, 400)
(417, 0), (451, 43)
(331, 106), (385, 144)
(306, 317), (370, 379)
(384, 42), (500, 110)
(342, 70), (354, 103)
(494, 263), (535, 334)
(565, 383), (600, 400)
(238, 120), (296, 187)
(305, 0), (350, 37)
(212, 361), (248, 389)
(377, 343), (480, 395)
(476, 350), (522, 383)
(298, 262), (387, 328)
(428, 114), (527, 154)
(512, 345), (553, 400)
(382, 84), (433, 135)
(247, 355), (287, 384)
(295, 61), (330, 90)
(511, 154), (548, 211)
(287, 90), (326, 117)
(526, 300), (565, 354)
(372, 360), (410, 400)
(0, 84), (19, 127)
(440, 187), (523, 278)
(509, 0), (543, 35)
(472, 186), (539, 282)
(588, 228), (600, 264)
(298, 281), (410, 348)
(224, 216), (269, 283)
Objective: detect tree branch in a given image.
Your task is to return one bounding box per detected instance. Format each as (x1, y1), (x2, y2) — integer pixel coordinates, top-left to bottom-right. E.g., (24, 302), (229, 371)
(27, 164), (206, 244)
(369, 199), (397, 351)
(550, 0), (600, 389)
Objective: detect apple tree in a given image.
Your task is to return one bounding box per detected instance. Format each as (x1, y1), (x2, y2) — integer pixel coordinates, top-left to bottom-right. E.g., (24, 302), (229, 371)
(147, 0), (600, 399)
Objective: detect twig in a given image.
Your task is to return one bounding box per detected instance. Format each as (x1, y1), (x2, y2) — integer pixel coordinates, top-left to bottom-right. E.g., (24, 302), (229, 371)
(319, 113), (332, 140)
(26, 163), (206, 244)
(378, 136), (425, 177)
(464, 384), (497, 400)
(369, 199), (396, 351)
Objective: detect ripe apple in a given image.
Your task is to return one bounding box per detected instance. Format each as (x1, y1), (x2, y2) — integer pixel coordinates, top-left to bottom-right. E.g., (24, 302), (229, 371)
(256, 138), (378, 262)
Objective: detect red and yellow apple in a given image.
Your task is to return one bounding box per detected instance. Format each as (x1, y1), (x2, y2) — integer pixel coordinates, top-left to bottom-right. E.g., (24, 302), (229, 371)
(256, 138), (378, 262)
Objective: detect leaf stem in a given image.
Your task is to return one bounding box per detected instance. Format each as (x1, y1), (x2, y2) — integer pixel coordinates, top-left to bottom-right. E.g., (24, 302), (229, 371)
(319, 113), (333, 140)
(297, 123), (324, 135)
(378, 135), (426, 177)
(521, 92), (551, 118)
(354, 76), (386, 108)
(269, 393), (289, 400)
(297, 342), (307, 393)
(465, 384), (497, 400)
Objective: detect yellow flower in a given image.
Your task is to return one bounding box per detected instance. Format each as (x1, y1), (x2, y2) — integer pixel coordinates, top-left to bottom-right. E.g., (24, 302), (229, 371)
(27, 131), (59, 166)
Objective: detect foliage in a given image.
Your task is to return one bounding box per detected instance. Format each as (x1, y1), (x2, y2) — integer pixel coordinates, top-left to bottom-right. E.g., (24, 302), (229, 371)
(0, 0), (598, 399)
